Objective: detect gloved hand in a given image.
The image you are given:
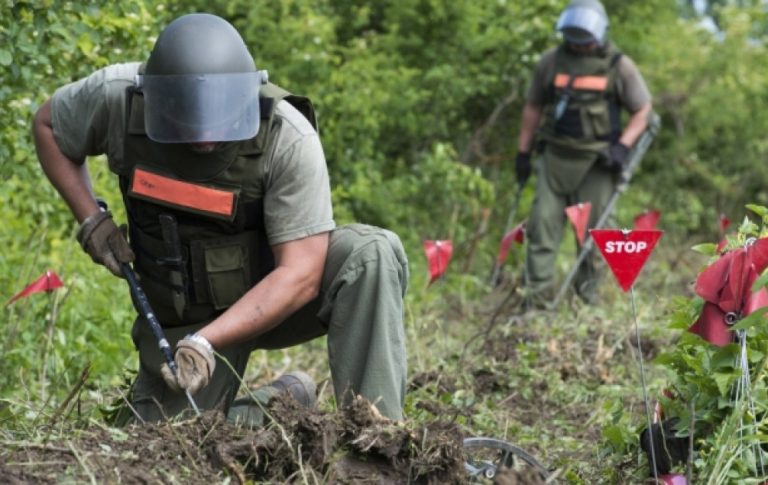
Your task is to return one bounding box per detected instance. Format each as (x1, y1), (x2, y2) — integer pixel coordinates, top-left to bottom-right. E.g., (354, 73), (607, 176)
(515, 151), (532, 185)
(161, 334), (216, 394)
(607, 142), (630, 172)
(76, 210), (135, 277)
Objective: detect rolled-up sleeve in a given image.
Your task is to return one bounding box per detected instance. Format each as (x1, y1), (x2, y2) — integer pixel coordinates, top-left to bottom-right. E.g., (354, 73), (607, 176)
(263, 102), (335, 245)
(50, 62), (138, 163)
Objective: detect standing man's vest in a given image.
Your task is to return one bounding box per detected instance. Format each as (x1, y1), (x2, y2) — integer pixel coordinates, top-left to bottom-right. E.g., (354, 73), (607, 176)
(109, 80), (317, 326)
(539, 43), (623, 155)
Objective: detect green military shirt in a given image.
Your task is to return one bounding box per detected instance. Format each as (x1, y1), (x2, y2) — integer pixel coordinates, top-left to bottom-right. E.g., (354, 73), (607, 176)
(50, 62), (336, 246)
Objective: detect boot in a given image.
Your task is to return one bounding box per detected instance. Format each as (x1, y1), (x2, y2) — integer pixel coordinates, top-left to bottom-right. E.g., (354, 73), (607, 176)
(227, 371), (317, 426)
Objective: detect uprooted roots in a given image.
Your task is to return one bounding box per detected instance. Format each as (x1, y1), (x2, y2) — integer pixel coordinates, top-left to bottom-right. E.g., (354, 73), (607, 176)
(1, 394), (468, 484)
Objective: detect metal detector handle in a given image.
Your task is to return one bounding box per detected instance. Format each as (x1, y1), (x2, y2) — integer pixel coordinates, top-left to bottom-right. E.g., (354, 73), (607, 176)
(121, 263), (176, 372)
(617, 111), (662, 190)
(121, 262), (201, 415)
(551, 111), (661, 308)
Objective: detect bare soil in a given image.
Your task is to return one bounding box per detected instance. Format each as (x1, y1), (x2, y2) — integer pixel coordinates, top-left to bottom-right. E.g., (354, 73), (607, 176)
(1, 394), (472, 484)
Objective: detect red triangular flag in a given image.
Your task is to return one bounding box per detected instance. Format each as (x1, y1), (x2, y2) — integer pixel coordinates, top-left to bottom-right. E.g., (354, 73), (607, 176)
(687, 302), (735, 346)
(719, 213), (730, 234)
(424, 240), (453, 284)
(688, 237), (768, 346)
(6, 270), (64, 306)
(633, 209), (661, 230)
(565, 202), (592, 246)
(590, 229), (663, 291)
(496, 221), (526, 264)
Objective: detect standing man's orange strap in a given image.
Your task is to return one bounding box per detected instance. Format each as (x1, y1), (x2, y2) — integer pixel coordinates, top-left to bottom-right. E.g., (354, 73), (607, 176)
(130, 168), (236, 217)
(554, 73), (609, 91)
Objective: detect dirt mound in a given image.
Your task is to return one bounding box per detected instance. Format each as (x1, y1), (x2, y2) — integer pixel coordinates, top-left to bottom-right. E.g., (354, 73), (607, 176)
(0, 394), (468, 484)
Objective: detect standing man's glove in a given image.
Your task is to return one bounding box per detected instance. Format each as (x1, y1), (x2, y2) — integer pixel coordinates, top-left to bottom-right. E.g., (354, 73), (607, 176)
(515, 151), (532, 185)
(161, 334), (216, 394)
(607, 142), (631, 172)
(76, 210), (135, 277)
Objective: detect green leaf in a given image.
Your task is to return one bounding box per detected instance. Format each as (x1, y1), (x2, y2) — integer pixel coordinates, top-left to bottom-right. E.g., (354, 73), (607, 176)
(711, 345), (739, 370)
(0, 49), (11, 66)
(751, 270), (768, 293)
(731, 310), (768, 331)
(691, 242), (718, 255)
(746, 204), (768, 218)
(76, 33), (94, 56)
(712, 372), (736, 396)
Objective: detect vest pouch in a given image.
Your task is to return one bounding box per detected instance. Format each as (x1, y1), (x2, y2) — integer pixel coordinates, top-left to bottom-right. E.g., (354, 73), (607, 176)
(554, 108), (584, 138)
(190, 233), (258, 310)
(585, 104), (611, 140)
(206, 245), (248, 310)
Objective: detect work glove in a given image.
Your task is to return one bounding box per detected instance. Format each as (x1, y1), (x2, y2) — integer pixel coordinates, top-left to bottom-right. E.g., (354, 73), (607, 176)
(161, 334), (216, 395)
(515, 151), (532, 185)
(76, 210), (135, 277)
(606, 142), (630, 173)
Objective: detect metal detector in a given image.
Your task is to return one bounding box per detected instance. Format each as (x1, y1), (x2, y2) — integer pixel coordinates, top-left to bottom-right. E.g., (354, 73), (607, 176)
(551, 112), (662, 308)
(464, 436), (550, 481)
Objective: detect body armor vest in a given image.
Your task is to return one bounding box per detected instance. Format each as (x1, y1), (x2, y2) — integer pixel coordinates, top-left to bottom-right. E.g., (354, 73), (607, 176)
(539, 43), (623, 154)
(112, 81), (317, 326)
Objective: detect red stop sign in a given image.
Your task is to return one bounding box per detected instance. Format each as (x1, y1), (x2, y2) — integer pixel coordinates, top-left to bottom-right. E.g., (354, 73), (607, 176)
(590, 229), (663, 292)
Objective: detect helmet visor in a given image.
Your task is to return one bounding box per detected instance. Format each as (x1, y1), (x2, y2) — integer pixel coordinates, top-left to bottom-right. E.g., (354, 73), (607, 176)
(556, 6), (608, 44)
(143, 71), (263, 143)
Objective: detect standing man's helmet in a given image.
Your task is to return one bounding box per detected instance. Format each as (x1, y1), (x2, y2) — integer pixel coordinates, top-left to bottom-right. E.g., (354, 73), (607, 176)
(556, 0), (609, 46)
(141, 13), (268, 143)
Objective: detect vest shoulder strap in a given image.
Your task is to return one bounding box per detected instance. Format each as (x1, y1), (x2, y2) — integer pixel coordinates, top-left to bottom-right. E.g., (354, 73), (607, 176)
(260, 82), (318, 131)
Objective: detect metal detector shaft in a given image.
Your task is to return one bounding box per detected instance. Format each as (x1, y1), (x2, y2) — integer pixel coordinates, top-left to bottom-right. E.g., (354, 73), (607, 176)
(121, 262), (200, 415)
(490, 182), (525, 287)
(551, 112), (661, 308)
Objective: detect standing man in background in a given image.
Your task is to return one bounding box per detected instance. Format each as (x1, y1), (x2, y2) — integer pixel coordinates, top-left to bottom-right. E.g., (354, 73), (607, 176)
(32, 13), (409, 424)
(513, 0), (653, 308)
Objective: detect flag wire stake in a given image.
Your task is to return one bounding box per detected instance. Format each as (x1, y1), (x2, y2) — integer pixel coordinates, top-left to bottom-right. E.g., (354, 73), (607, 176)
(631, 285), (659, 483)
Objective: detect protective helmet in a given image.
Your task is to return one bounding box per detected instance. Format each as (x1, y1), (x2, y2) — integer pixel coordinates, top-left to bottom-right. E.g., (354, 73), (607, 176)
(141, 13), (267, 143)
(556, 0), (609, 46)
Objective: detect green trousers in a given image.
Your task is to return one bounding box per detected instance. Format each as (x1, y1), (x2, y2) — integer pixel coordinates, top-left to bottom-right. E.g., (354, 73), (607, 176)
(525, 158), (615, 304)
(128, 223), (409, 422)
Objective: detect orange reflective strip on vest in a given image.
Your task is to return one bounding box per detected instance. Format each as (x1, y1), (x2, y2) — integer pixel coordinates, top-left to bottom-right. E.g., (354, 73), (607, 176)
(554, 73), (609, 91)
(131, 168), (235, 217)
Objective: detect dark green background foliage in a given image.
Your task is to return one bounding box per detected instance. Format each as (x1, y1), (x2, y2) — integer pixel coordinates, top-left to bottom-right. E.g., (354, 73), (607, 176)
(4, 0), (768, 481)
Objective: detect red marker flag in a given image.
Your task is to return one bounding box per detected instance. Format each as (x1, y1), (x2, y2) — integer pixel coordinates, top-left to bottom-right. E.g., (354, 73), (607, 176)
(424, 240), (453, 284)
(719, 213), (730, 234)
(6, 270), (64, 306)
(633, 209), (661, 230)
(590, 229), (663, 291)
(689, 237), (768, 346)
(565, 202), (591, 246)
(496, 221), (525, 264)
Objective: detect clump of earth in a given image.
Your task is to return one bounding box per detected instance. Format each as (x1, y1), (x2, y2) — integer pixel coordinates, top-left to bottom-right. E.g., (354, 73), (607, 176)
(1, 393), (471, 484)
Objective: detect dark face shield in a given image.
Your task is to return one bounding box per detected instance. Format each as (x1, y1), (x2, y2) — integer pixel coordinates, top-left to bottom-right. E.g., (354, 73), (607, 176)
(142, 71), (265, 143)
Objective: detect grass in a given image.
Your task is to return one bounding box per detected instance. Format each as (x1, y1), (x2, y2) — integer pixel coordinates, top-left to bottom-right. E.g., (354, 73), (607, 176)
(2, 227), (764, 483)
